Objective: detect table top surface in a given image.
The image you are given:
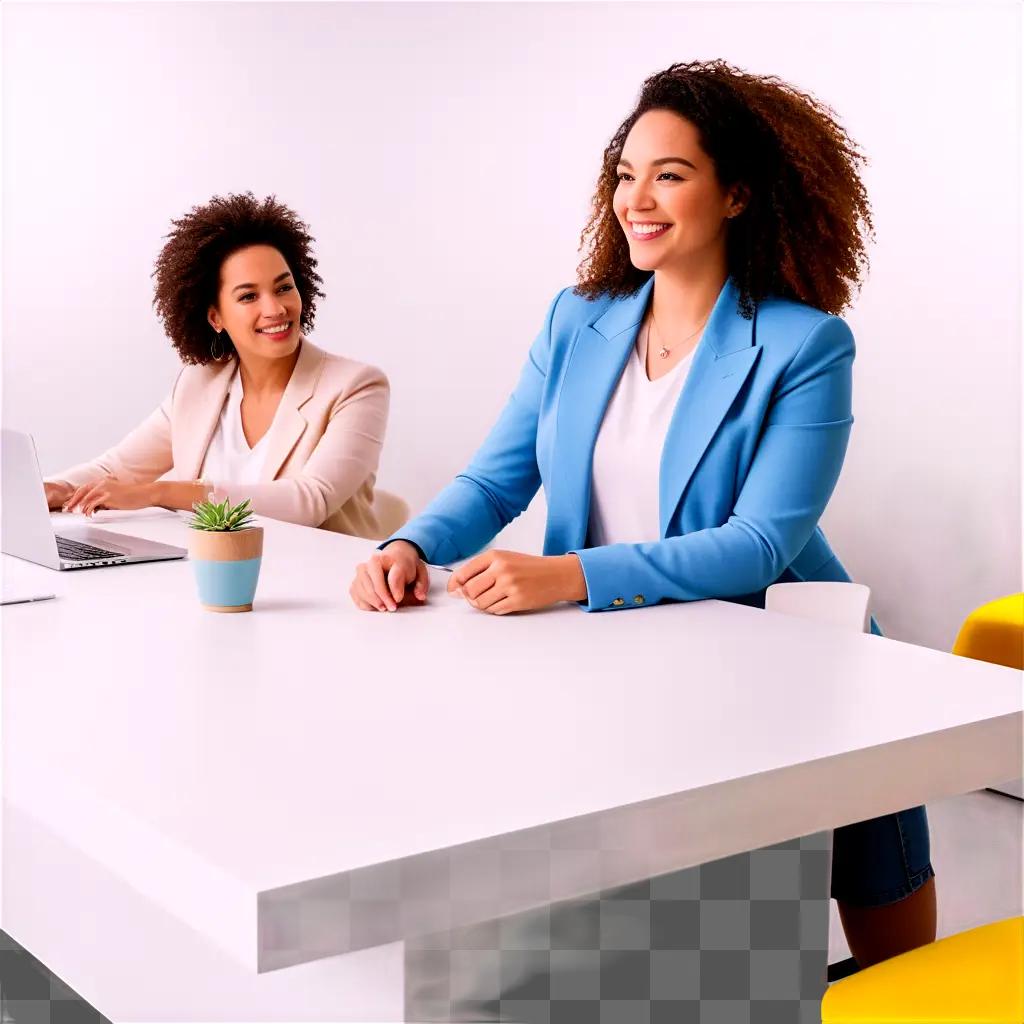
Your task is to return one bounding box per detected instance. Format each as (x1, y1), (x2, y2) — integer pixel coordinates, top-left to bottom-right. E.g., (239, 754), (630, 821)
(4, 510), (1019, 895)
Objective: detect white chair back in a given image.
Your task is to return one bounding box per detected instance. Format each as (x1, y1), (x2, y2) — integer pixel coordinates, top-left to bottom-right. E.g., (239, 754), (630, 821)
(764, 582), (871, 634)
(374, 489), (410, 539)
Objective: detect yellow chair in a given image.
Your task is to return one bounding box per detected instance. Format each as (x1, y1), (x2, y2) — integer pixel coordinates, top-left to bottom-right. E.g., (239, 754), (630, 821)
(822, 595), (1024, 1023)
(953, 593), (1024, 670)
(820, 916), (1023, 1023)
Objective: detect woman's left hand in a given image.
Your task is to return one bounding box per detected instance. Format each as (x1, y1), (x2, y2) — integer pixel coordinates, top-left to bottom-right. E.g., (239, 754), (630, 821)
(62, 477), (154, 516)
(447, 550), (587, 614)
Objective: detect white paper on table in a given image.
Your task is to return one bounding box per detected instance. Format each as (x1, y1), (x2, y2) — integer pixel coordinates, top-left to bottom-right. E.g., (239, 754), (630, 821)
(1, 553), (63, 603)
(49, 507), (182, 526)
(1, 589), (56, 606)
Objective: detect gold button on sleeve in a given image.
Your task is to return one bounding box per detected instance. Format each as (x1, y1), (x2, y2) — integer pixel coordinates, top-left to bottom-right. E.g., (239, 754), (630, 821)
(633, 595), (645, 604)
(612, 597), (625, 607)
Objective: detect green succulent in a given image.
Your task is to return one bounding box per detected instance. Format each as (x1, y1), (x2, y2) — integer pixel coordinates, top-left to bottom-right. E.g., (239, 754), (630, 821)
(187, 497), (257, 532)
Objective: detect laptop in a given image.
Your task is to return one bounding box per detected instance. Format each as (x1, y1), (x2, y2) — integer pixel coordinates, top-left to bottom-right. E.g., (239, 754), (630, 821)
(1, 428), (187, 570)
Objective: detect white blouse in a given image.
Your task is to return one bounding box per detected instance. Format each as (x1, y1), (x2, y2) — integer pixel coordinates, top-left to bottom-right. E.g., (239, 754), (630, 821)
(199, 368), (274, 485)
(587, 330), (695, 547)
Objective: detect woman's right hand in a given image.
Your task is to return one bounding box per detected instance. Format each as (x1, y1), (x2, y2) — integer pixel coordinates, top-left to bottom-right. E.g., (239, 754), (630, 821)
(350, 540), (429, 612)
(44, 480), (75, 511)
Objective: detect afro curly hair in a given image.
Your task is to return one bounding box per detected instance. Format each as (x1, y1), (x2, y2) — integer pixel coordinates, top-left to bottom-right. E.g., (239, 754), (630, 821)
(152, 192), (325, 364)
(576, 60), (874, 318)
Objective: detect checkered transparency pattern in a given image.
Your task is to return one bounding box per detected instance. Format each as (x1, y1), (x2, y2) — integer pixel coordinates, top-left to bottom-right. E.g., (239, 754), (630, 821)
(0, 930), (110, 1024)
(405, 833), (831, 1023)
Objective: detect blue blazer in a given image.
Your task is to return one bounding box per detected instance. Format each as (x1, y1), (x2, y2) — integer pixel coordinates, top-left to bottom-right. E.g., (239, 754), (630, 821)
(391, 276), (872, 622)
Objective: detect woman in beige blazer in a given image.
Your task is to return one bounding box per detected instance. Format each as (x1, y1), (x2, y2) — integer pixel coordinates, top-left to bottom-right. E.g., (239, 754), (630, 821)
(46, 193), (391, 540)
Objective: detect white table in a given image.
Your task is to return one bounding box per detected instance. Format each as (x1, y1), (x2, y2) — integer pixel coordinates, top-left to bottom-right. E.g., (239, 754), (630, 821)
(2, 512), (1020, 1020)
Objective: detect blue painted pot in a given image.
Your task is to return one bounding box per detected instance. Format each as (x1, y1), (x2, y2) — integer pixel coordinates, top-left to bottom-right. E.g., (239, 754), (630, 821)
(187, 526), (264, 612)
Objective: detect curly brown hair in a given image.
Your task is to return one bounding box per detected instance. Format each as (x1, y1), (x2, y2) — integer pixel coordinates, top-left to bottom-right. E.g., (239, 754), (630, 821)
(576, 60), (873, 318)
(152, 192), (326, 365)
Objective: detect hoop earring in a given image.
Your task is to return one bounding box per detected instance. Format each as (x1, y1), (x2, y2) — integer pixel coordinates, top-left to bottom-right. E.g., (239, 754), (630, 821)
(210, 330), (224, 362)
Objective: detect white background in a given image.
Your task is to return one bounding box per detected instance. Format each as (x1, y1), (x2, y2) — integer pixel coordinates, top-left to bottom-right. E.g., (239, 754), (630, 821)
(3, 1), (1020, 651)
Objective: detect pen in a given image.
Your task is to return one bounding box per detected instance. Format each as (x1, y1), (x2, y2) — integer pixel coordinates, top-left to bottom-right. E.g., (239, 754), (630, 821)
(1, 593), (57, 606)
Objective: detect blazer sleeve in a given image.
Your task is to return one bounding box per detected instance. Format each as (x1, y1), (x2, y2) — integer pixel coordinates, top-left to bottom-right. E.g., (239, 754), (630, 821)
(207, 368), (389, 529)
(382, 289), (567, 563)
(572, 315), (855, 611)
(47, 374), (181, 488)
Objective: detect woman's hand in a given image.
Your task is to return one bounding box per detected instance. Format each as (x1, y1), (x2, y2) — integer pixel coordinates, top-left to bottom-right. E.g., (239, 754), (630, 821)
(448, 550), (587, 615)
(62, 477), (155, 516)
(350, 540), (429, 612)
(44, 480), (76, 511)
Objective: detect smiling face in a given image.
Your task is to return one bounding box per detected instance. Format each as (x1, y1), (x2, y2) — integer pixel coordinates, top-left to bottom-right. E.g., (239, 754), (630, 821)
(207, 245), (303, 362)
(613, 109), (746, 275)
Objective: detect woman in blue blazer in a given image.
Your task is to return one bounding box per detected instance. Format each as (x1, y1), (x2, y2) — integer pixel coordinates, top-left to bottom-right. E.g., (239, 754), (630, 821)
(350, 60), (935, 968)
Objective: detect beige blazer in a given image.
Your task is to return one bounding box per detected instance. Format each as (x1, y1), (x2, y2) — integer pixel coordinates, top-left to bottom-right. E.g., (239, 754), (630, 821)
(52, 339), (390, 539)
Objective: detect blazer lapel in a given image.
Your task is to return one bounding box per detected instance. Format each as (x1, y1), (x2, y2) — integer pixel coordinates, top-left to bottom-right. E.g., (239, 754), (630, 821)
(658, 278), (761, 535)
(178, 358), (236, 479)
(259, 338), (323, 481)
(545, 280), (653, 552)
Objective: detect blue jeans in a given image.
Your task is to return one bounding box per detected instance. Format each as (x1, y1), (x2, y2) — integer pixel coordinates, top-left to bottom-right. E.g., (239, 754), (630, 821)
(831, 804), (934, 906)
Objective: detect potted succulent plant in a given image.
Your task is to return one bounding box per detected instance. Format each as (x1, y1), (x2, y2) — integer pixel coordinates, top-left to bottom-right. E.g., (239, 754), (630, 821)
(186, 497), (263, 613)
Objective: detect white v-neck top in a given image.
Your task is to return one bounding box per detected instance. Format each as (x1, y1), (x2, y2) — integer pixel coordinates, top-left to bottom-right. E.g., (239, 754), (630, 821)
(200, 368), (273, 485)
(587, 330), (696, 547)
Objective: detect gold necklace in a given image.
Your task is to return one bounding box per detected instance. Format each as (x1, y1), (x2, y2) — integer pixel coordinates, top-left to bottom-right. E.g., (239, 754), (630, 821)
(650, 309), (710, 359)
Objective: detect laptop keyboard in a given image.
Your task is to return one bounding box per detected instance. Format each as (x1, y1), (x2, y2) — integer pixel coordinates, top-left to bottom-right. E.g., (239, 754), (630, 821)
(56, 536), (126, 561)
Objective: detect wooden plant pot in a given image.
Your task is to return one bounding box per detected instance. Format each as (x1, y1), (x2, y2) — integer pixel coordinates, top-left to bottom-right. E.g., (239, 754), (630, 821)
(187, 527), (264, 613)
